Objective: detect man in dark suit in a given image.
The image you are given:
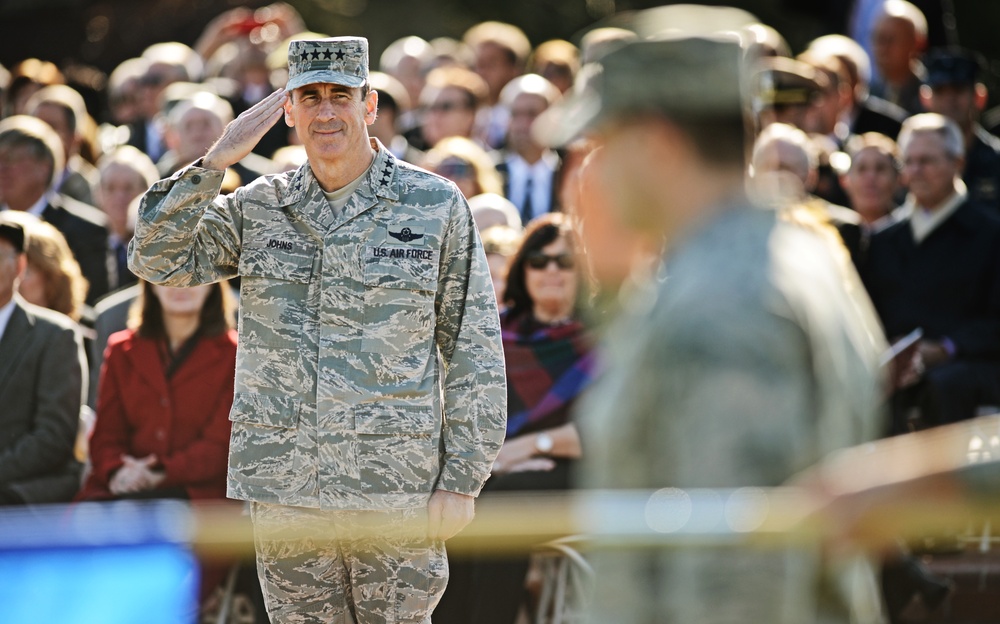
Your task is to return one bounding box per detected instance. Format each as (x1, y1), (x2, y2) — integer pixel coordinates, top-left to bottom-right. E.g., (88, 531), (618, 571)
(861, 113), (1000, 431)
(0, 221), (85, 505)
(0, 115), (110, 304)
(494, 74), (563, 225)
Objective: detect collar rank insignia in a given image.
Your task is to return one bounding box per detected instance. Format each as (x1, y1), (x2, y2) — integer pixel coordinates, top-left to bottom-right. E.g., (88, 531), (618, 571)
(388, 225), (424, 243)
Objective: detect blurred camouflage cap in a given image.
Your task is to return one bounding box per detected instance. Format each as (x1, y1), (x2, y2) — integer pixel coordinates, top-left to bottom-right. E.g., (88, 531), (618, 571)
(535, 5), (753, 147)
(286, 37), (369, 91)
(536, 36), (745, 147)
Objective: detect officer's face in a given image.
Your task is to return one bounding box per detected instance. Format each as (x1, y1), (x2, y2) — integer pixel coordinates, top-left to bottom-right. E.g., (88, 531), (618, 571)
(902, 131), (961, 208)
(284, 83), (377, 163)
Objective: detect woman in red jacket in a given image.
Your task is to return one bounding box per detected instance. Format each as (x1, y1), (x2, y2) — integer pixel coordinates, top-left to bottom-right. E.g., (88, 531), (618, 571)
(77, 279), (237, 502)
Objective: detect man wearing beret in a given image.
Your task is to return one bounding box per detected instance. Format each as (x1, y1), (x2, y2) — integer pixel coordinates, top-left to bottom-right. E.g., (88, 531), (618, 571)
(129, 36), (506, 623)
(540, 6), (886, 622)
(920, 47), (1000, 211)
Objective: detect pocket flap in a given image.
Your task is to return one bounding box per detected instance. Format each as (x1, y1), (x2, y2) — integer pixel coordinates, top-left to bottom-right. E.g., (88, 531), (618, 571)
(230, 392), (301, 429)
(239, 242), (316, 283)
(354, 404), (437, 435)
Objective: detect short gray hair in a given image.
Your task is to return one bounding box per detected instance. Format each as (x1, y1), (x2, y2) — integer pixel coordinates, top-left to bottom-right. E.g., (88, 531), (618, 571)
(897, 113), (964, 159)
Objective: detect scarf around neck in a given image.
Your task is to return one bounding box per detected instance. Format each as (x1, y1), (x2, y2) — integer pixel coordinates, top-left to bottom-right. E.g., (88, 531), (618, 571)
(501, 310), (597, 438)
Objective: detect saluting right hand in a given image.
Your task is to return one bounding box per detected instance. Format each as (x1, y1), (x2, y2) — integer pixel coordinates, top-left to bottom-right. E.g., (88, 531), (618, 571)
(202, 88), (288, 171)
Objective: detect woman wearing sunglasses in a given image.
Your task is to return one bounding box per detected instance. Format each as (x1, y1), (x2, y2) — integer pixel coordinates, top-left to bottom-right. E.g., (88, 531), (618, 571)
(435, 212), (596, 624)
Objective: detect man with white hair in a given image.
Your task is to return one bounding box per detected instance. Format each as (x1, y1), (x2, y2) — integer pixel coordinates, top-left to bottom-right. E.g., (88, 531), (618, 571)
(861, 113), (1000, 431)
(751, 123), (865, 265)
(495, 74), (562, 224)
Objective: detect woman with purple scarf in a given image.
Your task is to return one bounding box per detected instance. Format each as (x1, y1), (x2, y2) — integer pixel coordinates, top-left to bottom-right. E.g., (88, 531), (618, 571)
(435, 212), (596, 624)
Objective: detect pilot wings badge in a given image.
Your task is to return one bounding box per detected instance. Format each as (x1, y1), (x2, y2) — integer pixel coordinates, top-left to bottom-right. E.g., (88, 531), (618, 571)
(388, 224), (425, 243)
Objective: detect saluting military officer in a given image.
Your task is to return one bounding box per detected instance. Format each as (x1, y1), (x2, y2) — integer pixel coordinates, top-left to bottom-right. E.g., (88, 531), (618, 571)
(129, 37), (506, 623)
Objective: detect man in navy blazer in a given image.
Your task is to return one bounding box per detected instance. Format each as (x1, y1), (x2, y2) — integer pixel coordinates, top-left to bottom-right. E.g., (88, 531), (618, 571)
(0, 221), (85, 505)
(862, 113), (1000, 430)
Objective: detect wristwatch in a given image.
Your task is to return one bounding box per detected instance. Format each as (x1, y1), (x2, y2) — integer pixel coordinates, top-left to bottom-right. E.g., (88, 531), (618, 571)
(534, 432), (554, 454)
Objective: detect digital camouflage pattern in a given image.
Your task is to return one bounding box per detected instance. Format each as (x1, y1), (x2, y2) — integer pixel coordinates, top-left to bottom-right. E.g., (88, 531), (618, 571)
(577, 206), (888, 624)
(251, 502), (447, 623)
(129, 141), (507, 511)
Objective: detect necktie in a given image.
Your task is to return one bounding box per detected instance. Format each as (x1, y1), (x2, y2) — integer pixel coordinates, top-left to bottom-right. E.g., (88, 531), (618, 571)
(521, 176), (534, 225)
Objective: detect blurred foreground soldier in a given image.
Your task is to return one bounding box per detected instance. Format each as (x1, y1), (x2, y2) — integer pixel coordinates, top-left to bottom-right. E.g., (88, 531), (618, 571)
(0, 221), (85, 505)
(538, 8), (887, 622)
(129, 36), (506, 623)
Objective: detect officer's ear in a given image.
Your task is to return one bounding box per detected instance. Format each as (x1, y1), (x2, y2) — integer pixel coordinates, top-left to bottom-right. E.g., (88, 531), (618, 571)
(364, 89), (378, 125)
(284, 92), (295, 127)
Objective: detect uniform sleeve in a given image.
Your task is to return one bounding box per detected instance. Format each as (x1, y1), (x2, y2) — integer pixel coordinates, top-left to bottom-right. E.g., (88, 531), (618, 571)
(128, 164), (244, 287)
(433, 187), (507, 497)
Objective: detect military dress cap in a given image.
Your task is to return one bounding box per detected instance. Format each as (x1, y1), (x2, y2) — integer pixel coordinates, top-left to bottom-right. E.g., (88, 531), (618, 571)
(751, 56), (827, 109)
(286, 37), (369, 91)
(924, 47), (984, 88)
(0, 222), (25, 254)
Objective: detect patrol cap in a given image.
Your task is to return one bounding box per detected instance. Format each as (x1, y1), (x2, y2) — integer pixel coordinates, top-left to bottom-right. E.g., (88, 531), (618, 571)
(0, 222), (25, 254)
(924, 47), (984, 88)
(286, 37), (369, 91)
(535, 35), (745, 147)
(751, 56), (827, 109)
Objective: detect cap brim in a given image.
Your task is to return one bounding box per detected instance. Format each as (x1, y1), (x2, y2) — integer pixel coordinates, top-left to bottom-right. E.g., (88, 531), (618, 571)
(286, 70), (367, 91)
(531, 88), (602, 148)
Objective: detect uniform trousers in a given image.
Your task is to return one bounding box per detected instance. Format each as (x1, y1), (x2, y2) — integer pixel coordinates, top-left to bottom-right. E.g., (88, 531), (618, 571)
(251, 502), (448, 624)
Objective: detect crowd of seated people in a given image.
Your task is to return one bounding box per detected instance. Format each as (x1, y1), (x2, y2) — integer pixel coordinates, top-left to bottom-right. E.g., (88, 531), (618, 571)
(2, 0), (1000, 620)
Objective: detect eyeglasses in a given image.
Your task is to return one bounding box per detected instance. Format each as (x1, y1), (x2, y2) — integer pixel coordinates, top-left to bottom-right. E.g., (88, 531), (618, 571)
(436, 160), (475, 179)
(427, 100), (470, 114)
(525, 252), (575, 270)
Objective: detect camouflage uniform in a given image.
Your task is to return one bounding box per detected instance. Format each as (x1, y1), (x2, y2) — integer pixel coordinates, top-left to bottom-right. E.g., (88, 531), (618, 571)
(577, 206), (887, 623)
(129, 140), (506, 622)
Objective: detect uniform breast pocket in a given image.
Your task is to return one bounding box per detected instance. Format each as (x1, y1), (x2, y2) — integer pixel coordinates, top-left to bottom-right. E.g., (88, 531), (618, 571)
(354, 404), (440, 495)
(361, 244), (440, 354)
(239, 241), (317, 348)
